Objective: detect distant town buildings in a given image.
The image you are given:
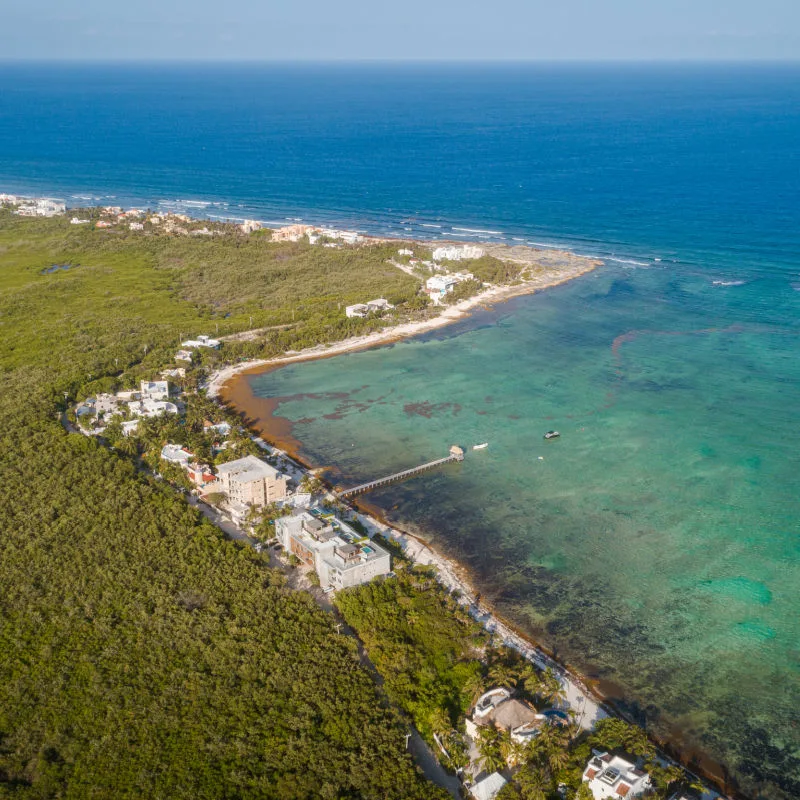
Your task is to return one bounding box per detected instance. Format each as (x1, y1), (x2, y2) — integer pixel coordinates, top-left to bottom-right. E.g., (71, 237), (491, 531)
(271, 224), (311, 242)
(275, 510), (391, 590)
(270, 224), (363, 246)
(239, 219), (262, 234)
(215, 455), (288, 507)
(14, 198), (66, 217)
(432, 245), (484, 261)
(582, 751), (652, 799)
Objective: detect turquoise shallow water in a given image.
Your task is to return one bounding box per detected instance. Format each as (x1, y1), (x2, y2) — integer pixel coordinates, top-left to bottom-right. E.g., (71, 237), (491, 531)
(250, 263), (800, 798)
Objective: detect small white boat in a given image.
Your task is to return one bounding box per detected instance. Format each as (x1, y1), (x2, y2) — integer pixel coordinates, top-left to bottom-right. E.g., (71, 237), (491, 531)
(473, 442), (489, 450)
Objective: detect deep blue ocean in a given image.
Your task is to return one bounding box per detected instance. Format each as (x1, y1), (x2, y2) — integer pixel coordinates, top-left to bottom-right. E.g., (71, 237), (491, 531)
(2, 62), (800, 798)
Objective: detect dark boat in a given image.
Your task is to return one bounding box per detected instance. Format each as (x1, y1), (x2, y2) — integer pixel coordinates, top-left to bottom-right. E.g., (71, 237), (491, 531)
(543, 431), (560, 440)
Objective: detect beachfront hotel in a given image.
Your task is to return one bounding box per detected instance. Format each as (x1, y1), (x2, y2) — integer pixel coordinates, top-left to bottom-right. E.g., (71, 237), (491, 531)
(275, 510), (391, 590)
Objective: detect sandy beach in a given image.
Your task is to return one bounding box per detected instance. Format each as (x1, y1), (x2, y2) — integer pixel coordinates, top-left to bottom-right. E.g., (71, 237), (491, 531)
(208, 247), (600, 399)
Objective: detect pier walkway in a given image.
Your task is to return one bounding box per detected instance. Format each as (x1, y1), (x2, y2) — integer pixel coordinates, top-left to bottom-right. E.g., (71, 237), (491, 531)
(337, 445), (464, 498)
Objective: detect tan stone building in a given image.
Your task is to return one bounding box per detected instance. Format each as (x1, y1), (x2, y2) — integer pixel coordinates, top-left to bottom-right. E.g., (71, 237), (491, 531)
(215, 455), (288, 507)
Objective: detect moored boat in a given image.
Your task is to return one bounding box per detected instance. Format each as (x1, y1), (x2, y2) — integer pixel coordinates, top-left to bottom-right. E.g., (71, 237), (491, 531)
(543, 431), (560, 440)
(473, 442), (489, 450)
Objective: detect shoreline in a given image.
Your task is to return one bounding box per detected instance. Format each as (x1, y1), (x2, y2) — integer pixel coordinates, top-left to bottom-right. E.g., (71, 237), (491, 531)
(209, 266), (731, 798)
(208, 255), (600, 399)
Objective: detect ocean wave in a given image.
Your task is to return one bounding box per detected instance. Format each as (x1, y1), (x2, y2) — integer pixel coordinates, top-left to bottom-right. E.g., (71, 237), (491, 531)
(452, 226), (503, 235)
(420, 223), (442, 229)
(605, 257), (651, 267)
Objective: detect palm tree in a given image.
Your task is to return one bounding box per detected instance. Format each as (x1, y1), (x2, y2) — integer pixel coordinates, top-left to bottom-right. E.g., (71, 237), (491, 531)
(488, 662), (518, 690)
(499, 732), (526, 766)
(547, 745), (569, 775)
(518, 664), (542, 698)
(516, 766), (549, 800)
(461, 669), (487, 707)
(477, 727), (506, 774)
(539, 668), (566, 706)
(428, 707), (451, 736)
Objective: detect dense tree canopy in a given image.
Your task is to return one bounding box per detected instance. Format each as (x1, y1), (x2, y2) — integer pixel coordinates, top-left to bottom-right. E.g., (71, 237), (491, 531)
(0, 211), (447, 798)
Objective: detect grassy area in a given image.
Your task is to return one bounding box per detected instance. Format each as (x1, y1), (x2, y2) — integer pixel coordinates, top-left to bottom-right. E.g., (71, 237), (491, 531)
(0, 211), (447, 799)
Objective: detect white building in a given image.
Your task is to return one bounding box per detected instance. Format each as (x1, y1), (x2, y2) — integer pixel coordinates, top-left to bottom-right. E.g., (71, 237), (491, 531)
(16, 198), (66, 217)
(397, 248), (414, 256)
(432, 245), (484, 262)
(345, 298), (394, 318)
(160, 444), (193, 467)
(140, 380), (170, 401)
(215, 455), (288, 507)
(129, 222), (145, 231)
(127, 399), (178, 419)
(467, 688), (542, 747)
(345, 304), (369, 318)
(70, 217), (90, 225)
(582, 751), (651, 799)
(121, 420), (139, 437)
(275, 511), (391, 590)
(181, 334), (221, 350)
(319, 228), (362, 245)
(470, 773), (507, 800)
(175, 349), (193, 362)
(239, 219), (262, 234)
(425, 274), (458, 300)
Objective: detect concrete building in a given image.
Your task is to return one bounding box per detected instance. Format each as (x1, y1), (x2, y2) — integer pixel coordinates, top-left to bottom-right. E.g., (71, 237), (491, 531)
(140, 380), (170, 401)
(127, 399), (178, 418)
(181, 334), (221, 349)
(129, 222), (145, 231)
(470, 773), (507, 800)
(160, 444), (193, 467)
(271, 224), (311, 242)
(345, 299), (394, 318)
(425, 274), (458, 300)
(582, 751), (652, 799)
(345, 304), (369, 318)
(432, 245), (484, 261)
(215, 455), (288, 507)
(275, 510), (391, 590)
(15, 198), (66, 217)
(467, 688), (542, 746)
(239, 219), (261, 234)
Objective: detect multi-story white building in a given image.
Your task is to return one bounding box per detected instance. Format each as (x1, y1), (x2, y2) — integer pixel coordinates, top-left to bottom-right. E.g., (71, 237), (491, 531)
(215, 455), (288, 507)
(582, 751), (651, 799)
(275, 510), (391, 590)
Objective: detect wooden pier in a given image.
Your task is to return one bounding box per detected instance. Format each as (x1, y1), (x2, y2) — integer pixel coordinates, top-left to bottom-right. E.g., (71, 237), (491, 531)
(337, 445), (465, 498)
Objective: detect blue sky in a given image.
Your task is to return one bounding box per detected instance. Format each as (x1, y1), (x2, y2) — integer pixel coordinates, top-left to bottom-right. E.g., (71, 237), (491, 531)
(2, 0), (798, 61)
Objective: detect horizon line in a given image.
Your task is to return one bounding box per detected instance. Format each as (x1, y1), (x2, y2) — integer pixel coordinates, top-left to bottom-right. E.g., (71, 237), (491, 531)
(1, 56), (799, 65)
